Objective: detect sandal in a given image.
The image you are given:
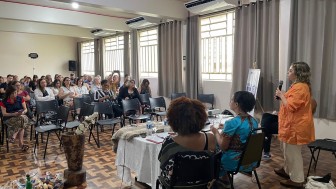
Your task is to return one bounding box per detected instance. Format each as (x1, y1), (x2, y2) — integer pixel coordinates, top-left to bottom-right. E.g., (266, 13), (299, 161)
(7, 137), (15, 143)
(21, 144), (29, 151)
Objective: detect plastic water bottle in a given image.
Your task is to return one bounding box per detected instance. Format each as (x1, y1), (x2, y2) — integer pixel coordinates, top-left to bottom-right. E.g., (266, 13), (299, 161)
(146, 119), (153, 136)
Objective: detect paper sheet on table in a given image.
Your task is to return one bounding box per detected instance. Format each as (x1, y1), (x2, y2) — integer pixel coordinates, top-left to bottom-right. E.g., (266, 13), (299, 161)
(146, 135), (165, 144)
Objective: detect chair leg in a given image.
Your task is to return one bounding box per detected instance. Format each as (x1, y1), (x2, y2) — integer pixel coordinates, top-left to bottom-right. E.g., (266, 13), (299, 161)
(314, 149), (321, 171)
(253, 170), (261, 189)
(112, 124), (116, 136)
(43, 132), (50, 159)
(228, 174), (234, 189)
(307, 148), (315, 177)
(96, 124), (100, 148)
(34, 132), (38, 155)
(5, 125), (9, 153)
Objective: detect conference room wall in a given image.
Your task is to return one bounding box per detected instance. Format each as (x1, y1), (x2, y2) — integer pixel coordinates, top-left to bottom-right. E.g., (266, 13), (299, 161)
(0, 31), (78, 79)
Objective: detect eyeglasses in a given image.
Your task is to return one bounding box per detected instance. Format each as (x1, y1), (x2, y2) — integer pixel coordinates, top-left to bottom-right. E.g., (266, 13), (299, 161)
(65, 79), (70, 81)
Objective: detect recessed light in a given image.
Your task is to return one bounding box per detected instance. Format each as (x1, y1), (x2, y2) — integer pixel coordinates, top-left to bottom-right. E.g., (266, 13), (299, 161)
(72, 2), (79, 9)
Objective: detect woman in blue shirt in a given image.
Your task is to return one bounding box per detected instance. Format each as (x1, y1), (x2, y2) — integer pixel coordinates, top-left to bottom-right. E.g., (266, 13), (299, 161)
(211, 91), (258, 185)
(0, 85), (30, 151)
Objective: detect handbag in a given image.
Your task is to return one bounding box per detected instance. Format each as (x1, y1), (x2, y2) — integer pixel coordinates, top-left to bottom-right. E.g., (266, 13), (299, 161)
(305, 176), (336, 189)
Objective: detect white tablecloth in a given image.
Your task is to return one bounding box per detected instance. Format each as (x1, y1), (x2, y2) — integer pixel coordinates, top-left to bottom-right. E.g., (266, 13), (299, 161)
(115, 136), (163, 188)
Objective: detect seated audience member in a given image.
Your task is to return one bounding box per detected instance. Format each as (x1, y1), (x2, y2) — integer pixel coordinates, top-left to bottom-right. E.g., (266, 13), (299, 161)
(46, 74), (53, 87)
(86, 75), (93, 86)
(117, 79), (140, 103)
(13, 81), (33, 119)
(58, 77), (78, 107)
(140, 79), (152, 97)
(29, 75), (38, 91)
(75, 78), (89, 96)
(0, 76), (4, 85)
(51, 79), (62, 105)
(34, 79), (55, 101)
(94, 79), (122, 117)
(70, 73), (76, 84)
(158, 97), (216, 183)
(211, 91), (258, 185)
(0, 85), (30, 151)
(108, 73), (120, 95)
(0, 74), (14, 99)
(90, 76), (101, 94)
(23, 77), (31, 87)
(13, 75), (19, 82)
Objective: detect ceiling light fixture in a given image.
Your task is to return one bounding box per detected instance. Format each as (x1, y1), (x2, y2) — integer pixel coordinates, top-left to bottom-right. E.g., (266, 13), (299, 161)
(72, 2), (79, 9)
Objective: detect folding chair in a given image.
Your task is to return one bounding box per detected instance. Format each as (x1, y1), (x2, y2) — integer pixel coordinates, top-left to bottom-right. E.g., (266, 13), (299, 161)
(122, 99), (151, 126)
(226, 128), (265, 189)
(171, 92), (187, 100)
(89, 101), (122, 148)
(149, 97), (167, 121)
(33, 100), (62, 159)
(198, 94), (215, 109)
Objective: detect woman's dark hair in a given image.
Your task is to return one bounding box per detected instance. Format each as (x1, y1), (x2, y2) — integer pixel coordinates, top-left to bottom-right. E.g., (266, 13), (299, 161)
(3, 85), (17, 101)
(37, 78), (46, 91)
(141, 79), (150, 88)
(167, 97), (207, 136)
(75, 77), (83, 86)
(101, 79), (108, 86)
(62, 77), (70, 87)
(53, 79), (61, 88)
(233, 91), (256, 113)
(11, 80), (20, 87)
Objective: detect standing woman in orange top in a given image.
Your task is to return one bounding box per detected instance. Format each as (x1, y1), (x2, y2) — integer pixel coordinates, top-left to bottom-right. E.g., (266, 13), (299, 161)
(274, 62), (315, 188)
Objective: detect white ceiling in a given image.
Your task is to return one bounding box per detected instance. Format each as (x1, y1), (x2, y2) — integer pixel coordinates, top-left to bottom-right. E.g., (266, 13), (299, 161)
(0, 0), (189, 39)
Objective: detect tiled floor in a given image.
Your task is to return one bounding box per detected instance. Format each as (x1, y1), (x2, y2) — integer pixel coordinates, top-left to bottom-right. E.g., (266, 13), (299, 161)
(0, 126), (335, 189)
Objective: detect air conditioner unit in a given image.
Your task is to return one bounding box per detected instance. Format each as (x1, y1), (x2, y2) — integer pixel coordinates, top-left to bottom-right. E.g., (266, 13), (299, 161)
(185, 0), (238, 15)
(126, 16), (162, 29)
(91, 29), (115, 37)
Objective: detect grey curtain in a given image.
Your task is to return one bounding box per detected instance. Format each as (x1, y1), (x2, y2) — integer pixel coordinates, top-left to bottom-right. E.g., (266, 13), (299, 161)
(123, 32), (130, 78)
(130, 30), (140, 86)
(77, 42), (82, 76)
(288, 0), (336, 119)
(94, 38), (104, 77)
(231, 0), (279, 112)
(158, 21), (183, 97)
(186, 16), (202, 99)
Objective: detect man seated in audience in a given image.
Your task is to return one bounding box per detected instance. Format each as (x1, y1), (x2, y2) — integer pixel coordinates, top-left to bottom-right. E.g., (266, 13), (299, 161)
(46, 74), (53, 87)
(0, 74), (14, 99)
(94, 79), (122, 117)
(70, 73), (76, 84)
(90, 76), (101, 94)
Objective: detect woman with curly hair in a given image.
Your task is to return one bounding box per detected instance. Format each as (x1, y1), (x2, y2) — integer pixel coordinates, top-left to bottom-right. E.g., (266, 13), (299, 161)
(211, 91), (258, 187)
(0, 85), (30, 151)
(158, 97), (216, 184)
(274, 62), (315, 188)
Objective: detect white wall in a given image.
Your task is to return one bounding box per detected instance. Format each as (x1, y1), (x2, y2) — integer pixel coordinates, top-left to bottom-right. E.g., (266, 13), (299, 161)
(0, 31), (78, 79)
(203, 80), (232, 111)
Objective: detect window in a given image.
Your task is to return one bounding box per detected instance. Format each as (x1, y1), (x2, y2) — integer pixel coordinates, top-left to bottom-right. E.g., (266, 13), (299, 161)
(103, 35), (124, 77)
(81, 41), (95, 76)
(201, 11), (235, 80)
(139, 28), (158, 77)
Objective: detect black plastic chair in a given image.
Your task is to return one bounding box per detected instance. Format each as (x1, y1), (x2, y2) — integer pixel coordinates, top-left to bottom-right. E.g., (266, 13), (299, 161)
(156, 150), (222, 189)
(306, 139), (336, 177)
(227, 128), (265, 189)
(149, 97), (167, 121)
(198, 94), (215, 109)
(171, 92), (187, 100)
(89, 101), (122, 148)
(122, 99), (151, 125)
(0, 109), (9, 152)
(82, 94), (93, 104)
(33, 100), (62, 159)
(139, 93), (150, 106)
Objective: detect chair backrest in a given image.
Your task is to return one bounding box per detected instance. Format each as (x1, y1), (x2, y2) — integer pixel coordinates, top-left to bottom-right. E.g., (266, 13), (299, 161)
(198, 94), (215, 109)
(139, 93), (150, 106)
(57, 105), (70, 124)
(122, 98), (141, 115)
(82, 94), (92, 104)
(79, 103), (95, 118)
(94, 101), (114, 116)
(149, 97), (166, 111)
(36, 100), (59, 114)
(170, 151), (216, 186)
(171, 92), (186, 100)
(234, 128), (265, 173)
(73, 97), (84, 110)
